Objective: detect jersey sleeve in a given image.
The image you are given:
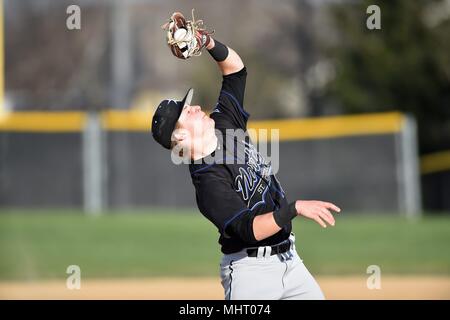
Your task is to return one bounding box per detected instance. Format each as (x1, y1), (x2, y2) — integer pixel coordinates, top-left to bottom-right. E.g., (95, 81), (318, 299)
(210, 67), (250, 131)
(193, 169), (255, 240)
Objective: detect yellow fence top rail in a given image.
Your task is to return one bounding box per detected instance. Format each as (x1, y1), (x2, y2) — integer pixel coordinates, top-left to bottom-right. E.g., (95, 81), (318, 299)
(248, 112), (404, 141)
(421, 150), (450, 175)
(102, 110), (152, 131)
(0, 111), (405, 138)
(0, 112), (86, 132)
(102, 110), (405, 140)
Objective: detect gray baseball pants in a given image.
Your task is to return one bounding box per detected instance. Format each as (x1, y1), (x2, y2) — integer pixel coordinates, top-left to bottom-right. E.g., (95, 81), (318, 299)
(219, 233), (325, 300)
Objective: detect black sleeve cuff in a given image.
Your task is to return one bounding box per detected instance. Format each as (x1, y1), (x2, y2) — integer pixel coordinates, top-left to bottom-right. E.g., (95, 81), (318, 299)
(207, 39), (229, 62)
(273, 202), (297, 228)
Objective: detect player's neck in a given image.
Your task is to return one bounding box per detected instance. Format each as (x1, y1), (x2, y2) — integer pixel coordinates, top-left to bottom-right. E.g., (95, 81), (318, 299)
(191, 135), (218, 161)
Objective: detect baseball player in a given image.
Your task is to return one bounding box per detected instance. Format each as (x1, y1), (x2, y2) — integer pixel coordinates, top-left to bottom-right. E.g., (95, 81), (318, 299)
(152, 11), (341, 300)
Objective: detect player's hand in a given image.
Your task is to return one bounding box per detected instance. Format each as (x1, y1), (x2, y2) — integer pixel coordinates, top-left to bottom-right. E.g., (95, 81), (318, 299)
(295, 200), (341, 228)
(161, 9), (213, 60)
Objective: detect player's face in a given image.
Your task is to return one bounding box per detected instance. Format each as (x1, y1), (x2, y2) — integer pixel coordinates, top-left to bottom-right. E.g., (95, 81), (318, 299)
(177, 104), (215, 138)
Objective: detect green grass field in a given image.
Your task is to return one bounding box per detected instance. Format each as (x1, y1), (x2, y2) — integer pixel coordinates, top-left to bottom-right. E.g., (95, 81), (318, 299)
(0, 209), (449, 280)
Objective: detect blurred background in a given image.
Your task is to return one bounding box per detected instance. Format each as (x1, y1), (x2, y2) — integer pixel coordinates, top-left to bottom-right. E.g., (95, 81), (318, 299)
(0, 0), (449, 299)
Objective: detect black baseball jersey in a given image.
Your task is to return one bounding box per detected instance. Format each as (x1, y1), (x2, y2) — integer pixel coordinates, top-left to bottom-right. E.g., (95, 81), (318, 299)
(189, 67), (291, 254)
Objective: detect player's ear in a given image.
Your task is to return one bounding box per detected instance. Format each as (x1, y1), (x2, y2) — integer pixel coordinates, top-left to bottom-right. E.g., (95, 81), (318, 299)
(172, 128), (188, 143)
(172, 131), (183, 142)
(171, 127), (191, 159)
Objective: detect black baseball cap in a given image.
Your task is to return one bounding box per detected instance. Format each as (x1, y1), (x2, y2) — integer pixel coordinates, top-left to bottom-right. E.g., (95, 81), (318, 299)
(151, 88), (194, 149)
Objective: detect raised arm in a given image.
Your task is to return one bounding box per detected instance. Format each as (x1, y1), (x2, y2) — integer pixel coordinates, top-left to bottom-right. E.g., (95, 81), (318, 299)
(206, 38), (244, 76)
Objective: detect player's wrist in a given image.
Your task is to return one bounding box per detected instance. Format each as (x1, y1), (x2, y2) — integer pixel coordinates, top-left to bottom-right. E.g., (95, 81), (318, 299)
(273, 202), (297, 228)
(207, 39), (229, 62)
(206, 37), (215, 50)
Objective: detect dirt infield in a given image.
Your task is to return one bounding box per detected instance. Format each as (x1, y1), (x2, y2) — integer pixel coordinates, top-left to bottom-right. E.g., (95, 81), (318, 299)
(1, 276), (449, 300)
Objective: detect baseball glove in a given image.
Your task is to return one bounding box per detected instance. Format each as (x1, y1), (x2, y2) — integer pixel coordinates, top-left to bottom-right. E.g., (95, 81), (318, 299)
(161, 9), (214, 60)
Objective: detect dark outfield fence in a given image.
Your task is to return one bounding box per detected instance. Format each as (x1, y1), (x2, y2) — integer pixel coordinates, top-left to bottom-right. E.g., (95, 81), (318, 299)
(421, 151), (450, 212)
(1, 111), (447, 214)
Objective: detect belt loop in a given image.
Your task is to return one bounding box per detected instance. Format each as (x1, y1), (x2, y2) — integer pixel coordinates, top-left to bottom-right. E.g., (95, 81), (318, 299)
(289, 233), (296, 250)
(256, 246), (265, 259)
(264, 246), (272, 258)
